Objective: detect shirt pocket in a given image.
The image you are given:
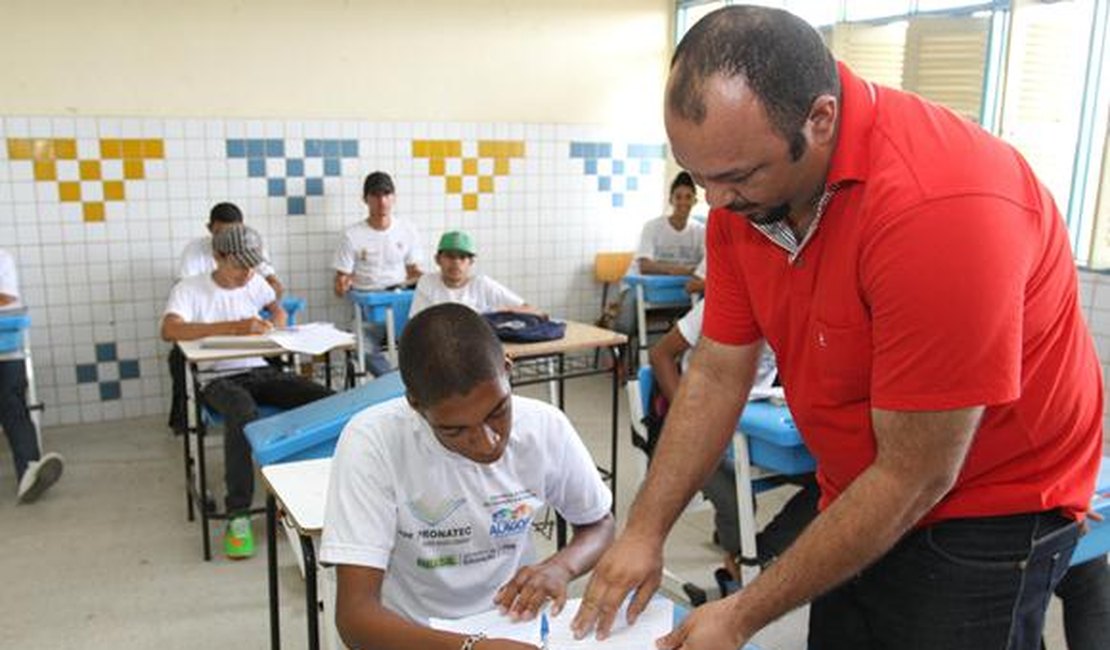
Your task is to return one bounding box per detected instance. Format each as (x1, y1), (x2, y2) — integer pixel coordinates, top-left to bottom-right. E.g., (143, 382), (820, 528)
(812, 320), (872, 405)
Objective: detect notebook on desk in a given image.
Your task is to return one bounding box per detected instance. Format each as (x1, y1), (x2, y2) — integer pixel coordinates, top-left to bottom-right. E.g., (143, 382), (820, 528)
(199, 335), (282, 350)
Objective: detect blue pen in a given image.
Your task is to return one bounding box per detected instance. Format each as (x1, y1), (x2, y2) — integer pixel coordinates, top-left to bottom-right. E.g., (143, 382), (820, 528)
(540, 611), (550, 650)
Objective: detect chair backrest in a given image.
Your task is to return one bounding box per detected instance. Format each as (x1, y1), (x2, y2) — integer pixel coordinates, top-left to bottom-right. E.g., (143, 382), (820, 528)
(595, 252), (635, 284)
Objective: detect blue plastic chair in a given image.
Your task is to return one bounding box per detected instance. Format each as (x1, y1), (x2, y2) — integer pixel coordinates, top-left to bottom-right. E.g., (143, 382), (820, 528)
(622, 274), (693, 365)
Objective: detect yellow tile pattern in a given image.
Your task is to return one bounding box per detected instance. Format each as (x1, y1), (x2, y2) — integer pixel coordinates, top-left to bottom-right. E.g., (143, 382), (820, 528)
(412, 139), (525, 212)
(6, 137), (163, 222)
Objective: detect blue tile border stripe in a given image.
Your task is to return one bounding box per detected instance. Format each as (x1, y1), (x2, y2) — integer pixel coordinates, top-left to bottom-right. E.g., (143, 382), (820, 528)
(569, 141), (667, 207)
(226, 138), (359, 216)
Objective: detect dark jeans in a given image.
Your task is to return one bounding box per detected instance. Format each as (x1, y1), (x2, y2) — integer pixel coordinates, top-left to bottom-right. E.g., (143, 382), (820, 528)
(200, 366), (333, 514)
(0, 359), (40, 481)
(1055, 555), (1110, 650)
(809, 510), (1078, 650)
(168, 346), (188, 432)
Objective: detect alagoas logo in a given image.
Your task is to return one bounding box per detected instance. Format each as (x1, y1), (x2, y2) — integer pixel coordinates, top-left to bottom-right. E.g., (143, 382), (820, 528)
(489, 503), (533, 538)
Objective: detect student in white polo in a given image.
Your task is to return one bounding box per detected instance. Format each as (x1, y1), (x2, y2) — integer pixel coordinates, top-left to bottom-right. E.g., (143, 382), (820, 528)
(409, 230), (535, 318)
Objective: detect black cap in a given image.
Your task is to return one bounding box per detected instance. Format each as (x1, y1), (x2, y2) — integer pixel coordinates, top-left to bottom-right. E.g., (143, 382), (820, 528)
(362, 171), (395, 197)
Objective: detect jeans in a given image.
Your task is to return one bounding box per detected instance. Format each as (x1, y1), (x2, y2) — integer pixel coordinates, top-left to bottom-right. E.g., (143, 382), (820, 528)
(809, 510), (1078, 650)
(168, 346), (188, 432)
(0, 360), (40, 481)
(362, 321), (394, 378)
(1055, 555), (1110, 650)
(200, 367), (333, 514)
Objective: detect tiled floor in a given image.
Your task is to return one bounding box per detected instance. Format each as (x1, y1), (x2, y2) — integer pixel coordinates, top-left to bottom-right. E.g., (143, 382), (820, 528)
(0, 374), (1077, 649)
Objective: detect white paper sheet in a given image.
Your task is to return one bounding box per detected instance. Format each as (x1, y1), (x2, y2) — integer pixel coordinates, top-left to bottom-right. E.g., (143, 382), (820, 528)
(200, 322), (354, 356)
(430, 597), (673, 649)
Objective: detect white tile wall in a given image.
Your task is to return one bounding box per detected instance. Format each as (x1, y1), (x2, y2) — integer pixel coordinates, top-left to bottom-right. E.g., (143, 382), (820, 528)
(1, 115), (670, 426)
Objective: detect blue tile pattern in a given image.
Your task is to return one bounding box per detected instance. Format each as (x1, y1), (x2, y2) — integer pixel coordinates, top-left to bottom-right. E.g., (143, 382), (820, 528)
(75, 342), (142, 401)
(570, 141), (667, 208)
(226, 138), (358, 215)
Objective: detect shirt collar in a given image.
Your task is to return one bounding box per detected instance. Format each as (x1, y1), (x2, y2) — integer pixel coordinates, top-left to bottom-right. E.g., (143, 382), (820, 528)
(825, 61), (876, 187)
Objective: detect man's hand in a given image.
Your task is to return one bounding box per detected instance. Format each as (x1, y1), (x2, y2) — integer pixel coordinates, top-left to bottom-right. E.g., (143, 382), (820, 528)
(494, 561), (572, 621)
(655, 596), (747, 650)
(235, 317), (273, 335)
(571, 531), (664, 640)
(684, 277), (705, 294)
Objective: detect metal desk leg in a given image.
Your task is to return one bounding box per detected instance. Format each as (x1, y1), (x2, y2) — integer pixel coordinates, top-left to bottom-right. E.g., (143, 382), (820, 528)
(197, 400), (212, 562)
(184, 355), (197, 522)
(385, 305), (398, 367)
(301, 534), (321, 650)
(556, 515), (567, 549)
(267, 495), (280, 650)
(609, 345), (620, 515)
(353, 302), (366, 379)
(733, 432), (759, 587)
(636, 284), (648, 367)
(324, 350), (333, 391)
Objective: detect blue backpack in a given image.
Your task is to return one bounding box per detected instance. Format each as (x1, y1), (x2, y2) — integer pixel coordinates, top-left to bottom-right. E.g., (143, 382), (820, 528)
(482, 312), (566, 343)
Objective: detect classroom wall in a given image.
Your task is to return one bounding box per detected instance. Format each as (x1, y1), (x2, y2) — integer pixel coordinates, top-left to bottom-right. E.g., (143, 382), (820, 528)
(0, 0), (676, 426)
(1078, 270), (1110, 438)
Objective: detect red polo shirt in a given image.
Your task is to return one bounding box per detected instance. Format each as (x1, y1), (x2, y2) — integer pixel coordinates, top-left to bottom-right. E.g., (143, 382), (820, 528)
(703, 63), (1103, 524)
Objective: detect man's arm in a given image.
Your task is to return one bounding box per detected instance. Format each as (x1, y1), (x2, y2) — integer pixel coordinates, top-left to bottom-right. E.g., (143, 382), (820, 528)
(638, 258), (696, 276)
(404, 263), (422, 286)
(659, 406), (982, 648)
(264, 274), (284, 299)
(0, 293), (16, 307)
(573, 337), (760, 637)
(160, 313), (272, 342)
(334, 566), (533, 650)
(264, 300), (287, 329)
(648, 327), (691, 402)
(494, 514), (616, 619)
(334, 271), (353, 297)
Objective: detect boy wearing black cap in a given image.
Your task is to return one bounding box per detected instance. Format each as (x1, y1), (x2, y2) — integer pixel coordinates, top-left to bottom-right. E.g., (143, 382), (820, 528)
(161, 224), (333, 559)
(332, 171), (424, 295)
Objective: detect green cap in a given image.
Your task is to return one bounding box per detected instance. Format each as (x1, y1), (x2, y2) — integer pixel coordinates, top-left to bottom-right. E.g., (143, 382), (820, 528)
(437, 230), (476, 256)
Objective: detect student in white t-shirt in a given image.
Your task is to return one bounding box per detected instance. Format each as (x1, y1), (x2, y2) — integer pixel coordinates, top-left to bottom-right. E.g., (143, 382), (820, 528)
(332, 171), (424, 295)
(613, 172), (705, 334)
(321, 304), (615, 650)
(0, 249), (64, 504)
(409, 230), (535, 319)
(161, 225), (332, 560)
(169, 202), (285, 435)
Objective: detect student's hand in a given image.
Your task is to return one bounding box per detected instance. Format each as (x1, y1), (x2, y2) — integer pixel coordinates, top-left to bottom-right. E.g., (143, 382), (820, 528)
(684, 277), (705, 294)
(235, 317), (273, 335)
(655, 595), (748, 650)
(494, 561), (572, 622)
(334, 274), (353, 296)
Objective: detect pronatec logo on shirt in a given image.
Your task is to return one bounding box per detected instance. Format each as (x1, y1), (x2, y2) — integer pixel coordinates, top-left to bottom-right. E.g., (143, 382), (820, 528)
(406, 497), (473, 546)
(407, 497), (466, 526)
(489, 503), (533, 538)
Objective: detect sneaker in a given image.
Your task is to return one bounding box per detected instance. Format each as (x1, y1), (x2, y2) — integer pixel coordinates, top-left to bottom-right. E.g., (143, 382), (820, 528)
(224, 516), (255, 560)
(17, 452), (64, 504)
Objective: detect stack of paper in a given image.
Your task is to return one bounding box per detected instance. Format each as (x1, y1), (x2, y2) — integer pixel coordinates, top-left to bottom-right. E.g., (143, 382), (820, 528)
(201, 322), (354, 356)
(430, 597), (674, 649)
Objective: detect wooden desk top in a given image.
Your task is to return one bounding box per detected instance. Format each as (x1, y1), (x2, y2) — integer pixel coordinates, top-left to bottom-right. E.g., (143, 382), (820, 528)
(177, 335), (354, 363)
(261, 458), (331, 535)
(503, 320), (627, 359)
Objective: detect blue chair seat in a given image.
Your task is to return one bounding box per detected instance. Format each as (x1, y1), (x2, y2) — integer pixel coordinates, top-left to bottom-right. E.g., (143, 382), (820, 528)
(0, 309), (30, 354)
(622, 273), (692, 305)
(259, 295), (307, 325)
(244, 371), (405, 465)
(202, 404), (285, 428)
(348, 289), (414, 333)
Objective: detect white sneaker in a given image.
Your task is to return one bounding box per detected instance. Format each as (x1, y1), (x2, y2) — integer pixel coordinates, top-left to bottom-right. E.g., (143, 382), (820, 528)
(17, 452), (64, 504)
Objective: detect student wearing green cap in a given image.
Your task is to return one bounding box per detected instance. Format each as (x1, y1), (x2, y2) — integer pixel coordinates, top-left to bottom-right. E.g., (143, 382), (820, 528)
(409, 231), (536, 318)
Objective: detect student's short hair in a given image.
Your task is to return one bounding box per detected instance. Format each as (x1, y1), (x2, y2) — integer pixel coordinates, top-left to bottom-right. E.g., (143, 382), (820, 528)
(670, 171), (696, 196)
(669, 6), (839, 161)
(362, 171), (395, 197)
(209, 202), (244, 224)
(400, 303), (506, 407)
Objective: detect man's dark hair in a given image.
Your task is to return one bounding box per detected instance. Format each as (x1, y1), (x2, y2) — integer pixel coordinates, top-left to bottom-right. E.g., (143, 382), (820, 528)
(362, 171), (396, 197)
(400, 303), (505, 407)
(209, 202), (244, 224)
(670, 171), (696, 195)
(669, 6), (840, 160)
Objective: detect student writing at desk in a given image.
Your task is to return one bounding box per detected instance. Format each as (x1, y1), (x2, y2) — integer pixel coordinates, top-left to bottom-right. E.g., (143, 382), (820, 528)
(0, 248), (64, 503)
(161, 225), (332, 559)
(320, 304), (615, 650)
(168, 202), (285, 435)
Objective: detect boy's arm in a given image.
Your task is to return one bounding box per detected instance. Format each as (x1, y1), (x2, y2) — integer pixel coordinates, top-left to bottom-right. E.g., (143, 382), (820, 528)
(494, 513), (616, 620)
(264, 274), (284, 299)
(264, 300), (287, 329)
(335, 565), (534, 650)
(0, 293), (16, 307)
(638, 259), (696, 276)
(334, 271), (353, 296)
(404, 263), (422, 286)
(160, 313), (272, 342)
(649, 327), (691, 402)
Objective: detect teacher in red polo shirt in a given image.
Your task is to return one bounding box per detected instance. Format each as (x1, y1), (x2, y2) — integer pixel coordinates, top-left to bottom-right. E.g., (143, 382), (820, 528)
(572, 6), (1104, 650)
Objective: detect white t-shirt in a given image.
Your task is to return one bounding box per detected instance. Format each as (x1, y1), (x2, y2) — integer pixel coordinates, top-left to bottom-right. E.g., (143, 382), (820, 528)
(177, 236), (277, 280)
(635, 217), (706, 269)
(409, 273), (525, 318)
(162, 273), (276, 374)
(332, 219), (424, 290)
(320, 395), (612, 623)
(0, 249), (21, 306)
(677, 299), (777, 391)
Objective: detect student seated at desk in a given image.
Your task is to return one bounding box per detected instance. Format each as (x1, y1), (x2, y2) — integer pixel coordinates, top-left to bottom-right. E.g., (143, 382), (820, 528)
(161, 225), (333, 560)
(649, 299), (817, 585)
(332, 171), (423, 296)
(613, 172), (705, 335)
(409, 230), (537, 319)
(0, 248), (64, 503)
(321, 304), (615, 650)
(169, 202), (285, 435)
